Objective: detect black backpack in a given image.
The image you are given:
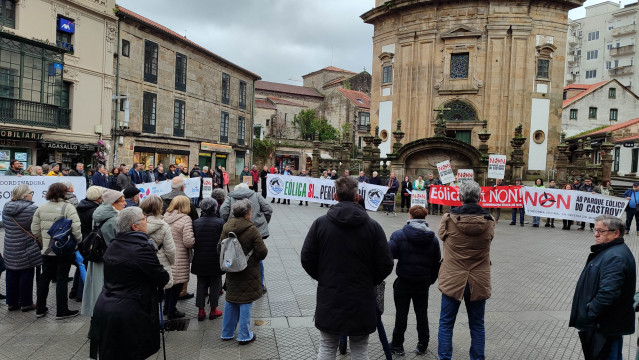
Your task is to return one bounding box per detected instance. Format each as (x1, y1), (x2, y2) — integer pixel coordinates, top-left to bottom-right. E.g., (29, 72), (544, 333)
(80, 221), (107, 262)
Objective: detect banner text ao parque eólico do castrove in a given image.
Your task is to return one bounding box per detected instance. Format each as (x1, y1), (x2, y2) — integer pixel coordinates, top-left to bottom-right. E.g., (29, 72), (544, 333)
(266, 174), (390, 211)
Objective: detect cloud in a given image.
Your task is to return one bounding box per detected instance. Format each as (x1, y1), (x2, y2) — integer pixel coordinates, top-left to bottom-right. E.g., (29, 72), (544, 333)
(116, 0), (374, 83)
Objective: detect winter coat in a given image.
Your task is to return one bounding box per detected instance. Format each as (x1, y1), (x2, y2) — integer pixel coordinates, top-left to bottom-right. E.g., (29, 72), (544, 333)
(191, 213), (225, 276)
(301, 201), (394, 336)
(146, 215), (176, 289)
(89, 231), (169, 360)
(240, 170), (251, 178)
(213, 170), (223, 187)
(389, 219), (441, 283)
(128, 169), (144, 185)
(400, 180), (412, 197)
(438, 203), (494, 301)
(31, 199), (82, 256)
(108, 174), (120, 190)
(143, 170), (155, 183)
(154, 170), (167, 182)
(386, 177), (399, 193)
(164, 210), (195, 284)
(76, 199), (100, 240)
(368, 176), (381, 185)
(569, 238), (636, 335)
(251, 169), (260, 184)
(217, 217), (267, 303)
(91, 172), (108, 188)
(125, 199), (137, 208)
(357, 175), (369, 183)
(5, 167), (24, 176)
(47, 170), (62, 176)
(220, 188), (273, 238)
(81, 203), (119, 317)
(116, 172), (131, 190)
(260, 170), (268, 188)
(223, 172), (229, 186)
(161, 190), (199, 221)
(2, 199), (42, 270)
(581, 183), (601, 194)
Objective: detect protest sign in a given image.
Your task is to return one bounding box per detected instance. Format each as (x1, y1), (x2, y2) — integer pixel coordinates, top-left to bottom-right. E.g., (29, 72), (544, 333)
(457, 169), (474, 184)
(136, 178), (200, 201)
(202, 178), (213, 198)
(488, 155), (507, 179)
(266, 174), (388, 212)
(410, 190), (427, 208)
(428, 185), (523, 208)
(437, 160), (455, 184)
(0, 177), (86, 217)
(523, 187), (628, 223)
(242, 176), (253, 186)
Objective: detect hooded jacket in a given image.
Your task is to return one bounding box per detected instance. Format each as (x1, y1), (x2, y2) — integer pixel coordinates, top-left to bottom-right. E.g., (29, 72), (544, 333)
(301, 201), (394, 336)
(32, 199), (82, 256)
(389, 219), (441, 283)
(2, 199), (42, 270)
(438, 203), (494, 301)
(164, 210), (195, 284)
(220, 188), (272, 238)
(146, 215), (176, 289)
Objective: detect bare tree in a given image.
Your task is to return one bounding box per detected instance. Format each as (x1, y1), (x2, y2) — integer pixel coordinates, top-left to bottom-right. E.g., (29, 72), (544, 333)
(270, 112), (289, 139)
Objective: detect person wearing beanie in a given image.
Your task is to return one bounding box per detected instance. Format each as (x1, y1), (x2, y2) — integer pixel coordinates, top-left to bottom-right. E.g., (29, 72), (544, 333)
(123, 186), (141, 208)
(47, 163), (61, 176)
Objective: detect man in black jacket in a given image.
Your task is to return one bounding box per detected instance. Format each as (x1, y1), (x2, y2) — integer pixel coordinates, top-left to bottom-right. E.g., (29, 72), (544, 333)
(578, 177), (601, 231)
(301, 176), (394, 359)
(260, 165), (269, 200)
(569, 215), (636, 360)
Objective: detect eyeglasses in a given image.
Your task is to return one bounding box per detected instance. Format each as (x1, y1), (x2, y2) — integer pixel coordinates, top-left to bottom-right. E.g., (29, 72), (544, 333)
(594, 229), (615, 234)
(28, 191), (34, 195)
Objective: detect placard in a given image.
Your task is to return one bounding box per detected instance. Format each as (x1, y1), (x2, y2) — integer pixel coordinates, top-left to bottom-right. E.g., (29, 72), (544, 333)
(457, 169), (474, 184)
(410, 190), (427, 208)
(436, 160), (455, 185)
(242, 176), (253, 186)
(202, 178), (213, 198)
(487, 155), (507, 179)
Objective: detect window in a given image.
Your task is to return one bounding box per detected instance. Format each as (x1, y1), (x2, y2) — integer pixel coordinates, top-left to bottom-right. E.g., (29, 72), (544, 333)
(589, 107), (597, 119)
(238, 116), (245, 145)
(615, 59), (619, 68)
(142, 92), (156, 133)
(610, 108), (618, 121)
(121, 39), (130, 57)
(173, 100), (185, 137)
(606, 61), (612, 69)
(609, 88), (616, 98)
(586, 50), (598, 60)
(588, 31), (600, 41)
(144, 40), (158, 83)
(174, 53), (187, 91)
(0, 0), (16, 29)
(358, 112), (370, 131)
(266, 118), (270, 126)
(632, 148), (638, 173)
(239, 81), (247, 109)
(570, 109), (578, 120)
(220, 111), (229, 142)
(536, 59), (550, 79)
(56, 16), (74, 54)
(221, 73), (230, 104)
(450, 53), (469, 79)
(607, 44), (612, 50)
(382, 65), (392, 84)
(585, 70), (597, 79)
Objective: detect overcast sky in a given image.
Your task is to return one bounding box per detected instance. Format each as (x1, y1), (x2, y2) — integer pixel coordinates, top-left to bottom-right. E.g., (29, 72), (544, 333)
(116, 0), (635, 85)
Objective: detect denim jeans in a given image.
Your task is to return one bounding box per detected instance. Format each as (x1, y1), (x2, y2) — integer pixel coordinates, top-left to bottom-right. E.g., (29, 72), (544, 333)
(5, 268), (34, 307)
(438, 284), (486, 360)
(164, 283), (183, 315)
(221, 301), (253, 341)
(606, 335), (622, 360)
(511, 208), (524, 224)
(532, 216), (540, 225)
(317, 331), (369, 360)
(260, 261), (265, 288)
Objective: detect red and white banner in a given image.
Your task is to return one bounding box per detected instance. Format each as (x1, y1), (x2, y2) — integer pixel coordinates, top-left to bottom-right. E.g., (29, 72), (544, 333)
(428, 185), (523, 208)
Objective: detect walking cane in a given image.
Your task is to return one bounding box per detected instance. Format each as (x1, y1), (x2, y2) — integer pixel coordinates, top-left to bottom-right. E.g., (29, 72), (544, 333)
(159, 300), (167, 360)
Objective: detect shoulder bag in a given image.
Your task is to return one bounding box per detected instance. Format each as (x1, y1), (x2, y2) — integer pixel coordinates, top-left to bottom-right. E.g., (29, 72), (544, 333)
(12, 216), (42, 250)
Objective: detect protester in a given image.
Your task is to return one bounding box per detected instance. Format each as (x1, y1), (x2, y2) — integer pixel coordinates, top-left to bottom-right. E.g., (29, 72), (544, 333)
(144, 164), (156, 183)
(89, 207), (169, 360)
(166, 164), (177, 180)
(155, 164), (167, 181)
(164, 195), (195, 319)
(178, 163), (189, 177)
(573, 177), (583, 191)
(211, 188), (227, 216)
(109, 167), (120, 190)
(249, 165), (259, 192)
(61, 167), (71, 176)
(578, 178), (600, 231)
(213, 164), (223, 188)
(386, 172), (399, 194)
(128, 163), (144, 185)
(400, 175), (412, 212)
(32, 183), (83, 319)
(2, 184), (40, 312)
(117, 165), (132, 190)
(357, 171), (368, 183)
(562, 184), (575, 230)
(5, 159), (24, 176)
(298, 169), (309, 206)
(34, 166), (43, 176)
(437, 181), (494, 360)
(531, 178), (544, 227)
(219, 199), (268, 344)
(47, 163), (62, 176)
(222, 167), (230, 192)
(24, 165), (34, 176)
(81, 189), (126, 317)
(388, 205), (441, 355)
(368, 171), (381, 185)
(69, 163), (88, 184)
(41, 163), (50, 175)
(260, 165), (269, 199)
(343, 169), (350, 177)
(599, 179), (614, 196)
(91, 164), (109, 188)
(569, 215), (636, 360)
(192, 198), (225, 321)
(510, 178), (525, 226)
(71, 186), (103, 302)
(301, 176), (394, 358)
(319, 170), (330, 208)
(123, 186), (141, 208)
(161, 177), (199, 221)
(491, 178), (504, 223)
(424, 173), (441, 215)
(623, 182), (639, 236)
(330, 169), (338, 180)
(63, 182), (79, 207)
(240, 166), (251, 180)
(140, 195), (176, 293)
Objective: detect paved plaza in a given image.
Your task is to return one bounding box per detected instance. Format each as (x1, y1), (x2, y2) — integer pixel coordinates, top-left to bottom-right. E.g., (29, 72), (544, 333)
(0, 201), (638, 359)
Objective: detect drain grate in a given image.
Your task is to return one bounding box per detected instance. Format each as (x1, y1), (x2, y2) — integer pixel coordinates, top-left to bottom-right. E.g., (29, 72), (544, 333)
(164, 318), (190, 331)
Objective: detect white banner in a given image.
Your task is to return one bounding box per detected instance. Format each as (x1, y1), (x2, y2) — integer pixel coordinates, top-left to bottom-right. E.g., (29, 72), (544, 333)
(202, 178), (213, 198)
(0, 177), (87, 217)
(457, 169), (474, 184)
(488, 155), (507, 179)
(266, 174), (389, 211)
(523, 187), (629, 223)
(137, 178), (201, 201)
(437, 160), (455, 185)
(410, 190), (427, 208)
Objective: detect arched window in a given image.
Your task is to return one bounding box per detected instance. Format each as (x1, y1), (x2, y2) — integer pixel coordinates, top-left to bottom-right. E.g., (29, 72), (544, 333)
(443, 101), (477, 122)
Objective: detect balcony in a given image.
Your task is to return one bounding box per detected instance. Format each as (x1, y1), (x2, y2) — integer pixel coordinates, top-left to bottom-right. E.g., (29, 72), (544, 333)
(567, 54), (581, 64)
(568, 35), (581, 46)
(611, 24), (636, 37)
(610, 45), (635, 56)
(0, 97), (71, 129)
(609, 65), (634, 76)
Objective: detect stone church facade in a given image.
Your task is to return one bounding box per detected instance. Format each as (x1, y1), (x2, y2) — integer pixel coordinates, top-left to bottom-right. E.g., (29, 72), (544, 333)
(361, 0), (585, 176)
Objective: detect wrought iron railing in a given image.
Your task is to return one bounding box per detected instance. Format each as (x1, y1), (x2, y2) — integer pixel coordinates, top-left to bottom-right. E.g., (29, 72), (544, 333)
(0, 97), (71, 129)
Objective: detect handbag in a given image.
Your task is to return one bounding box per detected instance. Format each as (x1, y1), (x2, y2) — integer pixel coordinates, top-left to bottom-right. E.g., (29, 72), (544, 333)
(0, 254), (5, 273)
(12, 217), (42, 250)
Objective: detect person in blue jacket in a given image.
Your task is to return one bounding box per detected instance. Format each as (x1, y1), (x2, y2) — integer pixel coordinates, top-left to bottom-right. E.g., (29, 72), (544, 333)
(623, 182), (639, 235)
(91, 164), (109, 188)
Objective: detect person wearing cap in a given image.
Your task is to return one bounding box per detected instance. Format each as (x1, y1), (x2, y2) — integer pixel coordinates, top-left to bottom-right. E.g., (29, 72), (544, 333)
(623, 182), (639, 235)
(81, 189), (127, 317)
(61, 167), (71, 176)
(123, 186), (141, 208)
(510, 178), (525, 226)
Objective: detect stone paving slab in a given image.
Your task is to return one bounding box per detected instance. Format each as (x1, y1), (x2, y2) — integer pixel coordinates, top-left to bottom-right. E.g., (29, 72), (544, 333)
(1, 200), (639, 359)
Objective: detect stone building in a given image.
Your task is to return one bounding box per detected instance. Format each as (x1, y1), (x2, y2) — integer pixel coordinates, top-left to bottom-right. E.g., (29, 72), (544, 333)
(562, 79), (639, 137)
(321, 70), (372, 96)
(302, 66), (357, 94)
(113, 6), (259, 177)
(0, 0), (116, 170)
(316, 88), (371, 153)
(361, 0), (585, 180)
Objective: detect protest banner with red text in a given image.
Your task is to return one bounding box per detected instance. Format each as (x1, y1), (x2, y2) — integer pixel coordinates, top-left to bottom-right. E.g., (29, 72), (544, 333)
(457, 169), (474, 184)
(437, 160), (455, 184)
(428, 185), (523, 208)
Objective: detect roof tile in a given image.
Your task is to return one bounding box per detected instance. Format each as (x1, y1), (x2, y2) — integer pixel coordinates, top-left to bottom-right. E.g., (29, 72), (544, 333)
(338, 88), (371, 109)
(267, 97), (306, 107)
(255, 99), (276, 110)
(589, 118), (639, 136)
(255, 81), (324, 99)
(562, 80), (610, 107)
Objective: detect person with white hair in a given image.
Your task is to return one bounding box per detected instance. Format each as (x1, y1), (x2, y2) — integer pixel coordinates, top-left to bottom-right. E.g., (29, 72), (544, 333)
(161, 176), (198, 221)
(64, 182), (79, 207)
(368, 171), (381, 185)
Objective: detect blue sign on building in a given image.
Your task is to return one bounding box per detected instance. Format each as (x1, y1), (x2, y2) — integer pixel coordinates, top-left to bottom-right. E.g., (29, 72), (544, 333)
(57, 18), (75, 34)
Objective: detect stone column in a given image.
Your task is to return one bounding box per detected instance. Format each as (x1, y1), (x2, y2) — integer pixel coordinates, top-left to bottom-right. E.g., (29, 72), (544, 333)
(600, 132), (614, 183)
